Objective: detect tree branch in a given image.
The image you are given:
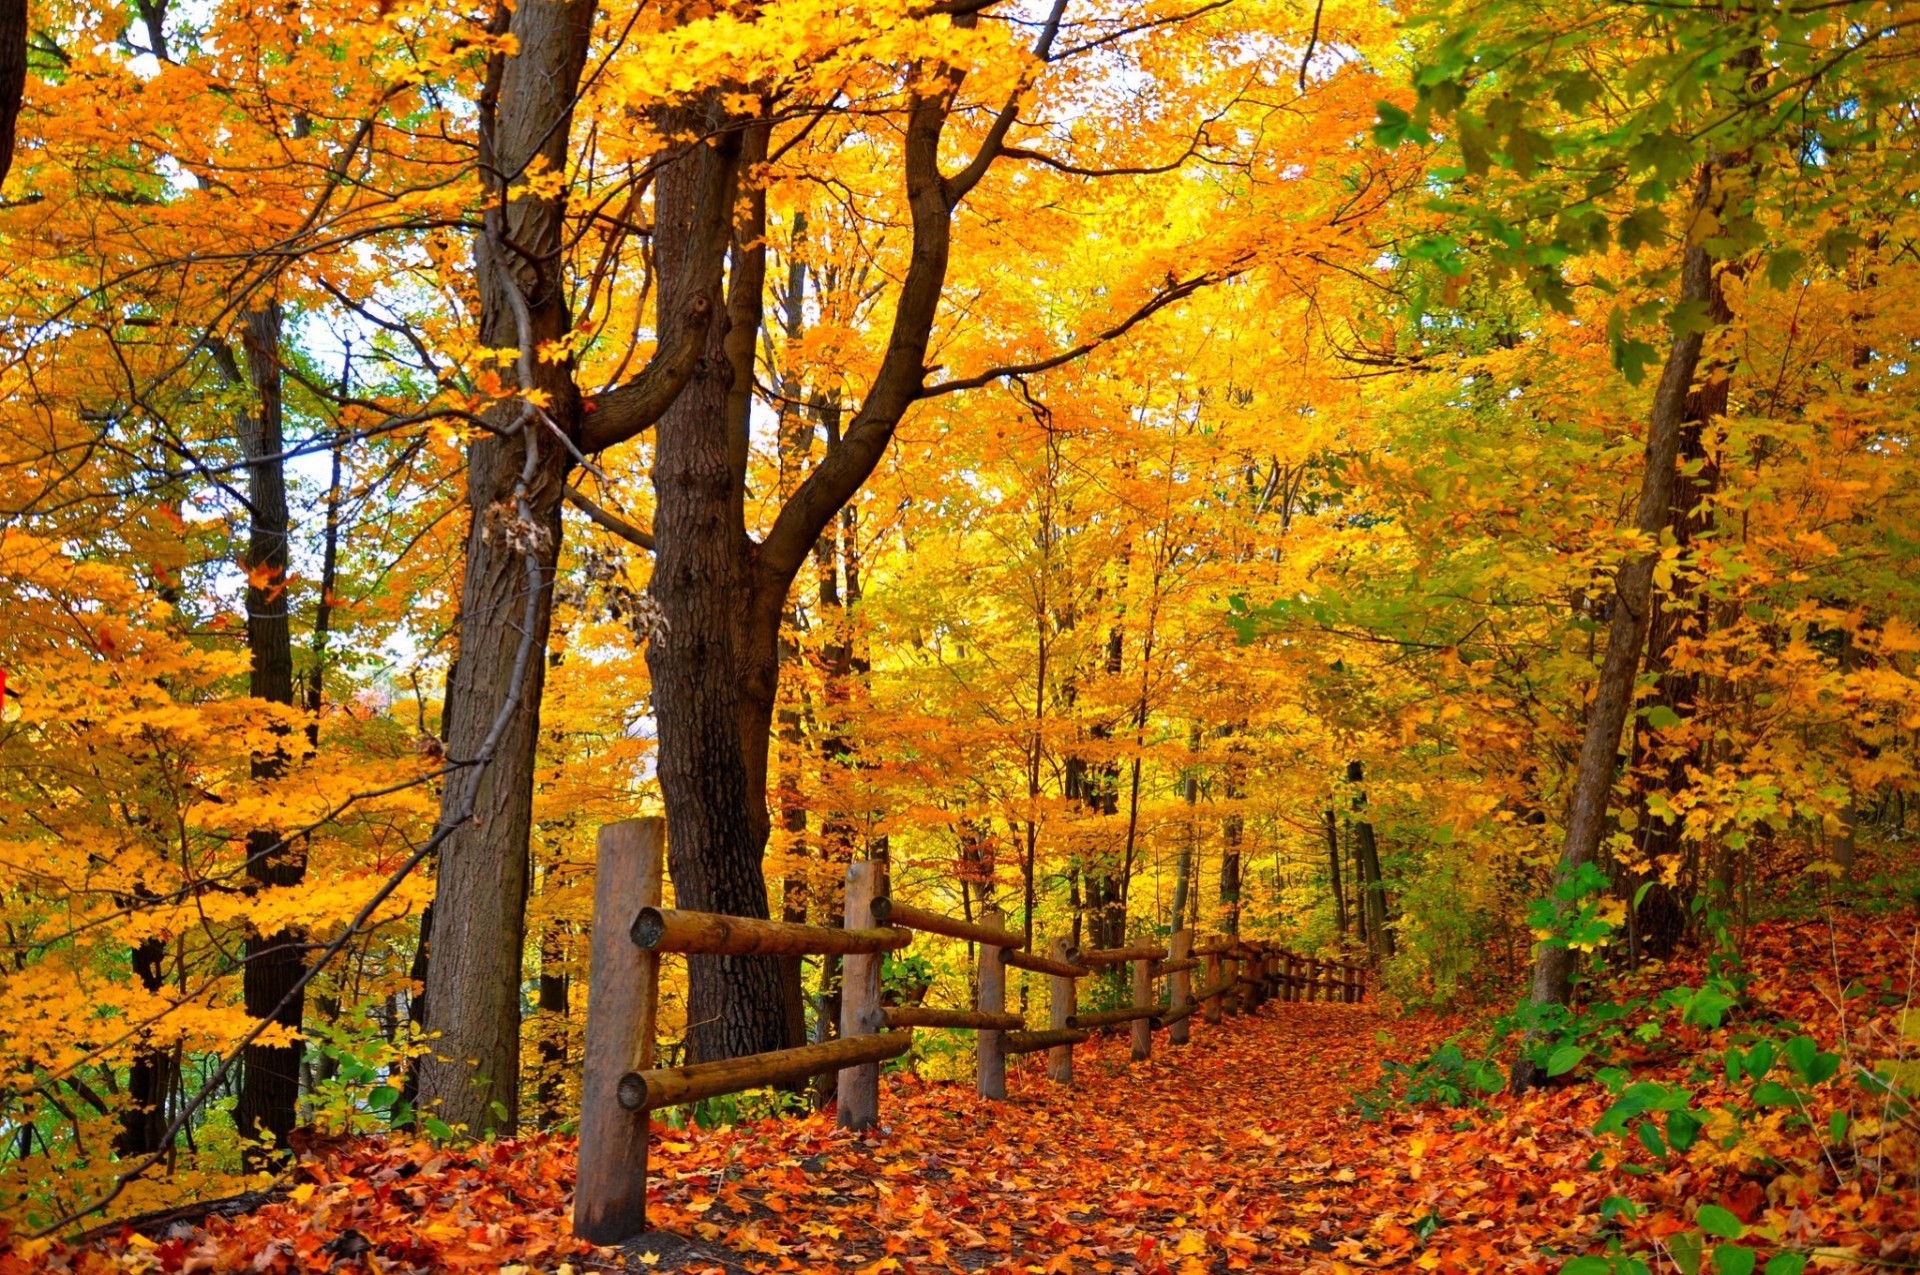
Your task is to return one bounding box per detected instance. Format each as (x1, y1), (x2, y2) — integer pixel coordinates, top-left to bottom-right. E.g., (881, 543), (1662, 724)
(920, 267), (1229, 398)
(578, 119), (745, 454)
(565, 482), (654, 551)
(947, 0), (1071, 202)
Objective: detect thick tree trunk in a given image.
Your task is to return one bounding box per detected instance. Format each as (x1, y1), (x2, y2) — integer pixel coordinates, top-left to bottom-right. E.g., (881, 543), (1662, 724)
(416, 0), (593, 1134)
(231, 302), (306, 1161)
(1513, 170), (1720, 1091)
(647, 101), (786, 1064)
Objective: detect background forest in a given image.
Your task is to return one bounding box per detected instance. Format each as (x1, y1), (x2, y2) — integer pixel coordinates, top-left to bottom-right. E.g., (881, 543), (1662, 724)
(0, 0), (1917, 1265)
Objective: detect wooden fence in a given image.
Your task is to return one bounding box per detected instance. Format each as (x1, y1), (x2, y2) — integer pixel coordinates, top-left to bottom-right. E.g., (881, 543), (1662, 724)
(573, 818), (1367, 1242)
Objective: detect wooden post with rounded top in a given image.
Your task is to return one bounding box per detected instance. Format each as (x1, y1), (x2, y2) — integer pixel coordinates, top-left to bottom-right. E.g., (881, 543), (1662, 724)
(1046, 936), (1075, 1084)
(1168, 929), (1193, 1045)
(977, 904), (1008, 1098)
(574, 818), (664, 1243)
(1129, 955), (1153, 1061)
(837, 861), (885, 1129)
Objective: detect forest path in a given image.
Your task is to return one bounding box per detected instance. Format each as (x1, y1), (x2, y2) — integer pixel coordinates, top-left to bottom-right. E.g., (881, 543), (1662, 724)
(629, 1001), (1440, 1274)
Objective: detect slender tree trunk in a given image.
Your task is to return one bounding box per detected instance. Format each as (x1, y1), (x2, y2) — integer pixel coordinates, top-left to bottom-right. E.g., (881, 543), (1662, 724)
(227, 302), (305, 1161)
(116, 934), (176, 1157)
(1513, 169), (1720, 1091)
(1172, 727), (1199, 933)
(535, 922), (569, 1129)
(1625, 291), (1728, 958)
(1347, 762), (1393, 962)
(1325, 804), (1347, 939)
(417, 0), (595, 1132)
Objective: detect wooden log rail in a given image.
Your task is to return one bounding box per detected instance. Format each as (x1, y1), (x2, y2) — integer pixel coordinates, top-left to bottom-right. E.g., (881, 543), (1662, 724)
(574, 824), (1370, 1243)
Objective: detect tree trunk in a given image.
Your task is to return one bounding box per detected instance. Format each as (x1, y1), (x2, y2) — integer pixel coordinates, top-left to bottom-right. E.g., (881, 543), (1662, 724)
(1347, 762), (1393, 962)
(647, 101), (785, 1064)
(1625, 325), (1727, 959)
(115, 934), (176, 1158)
(535, 922), (569, 1129)
(416, 0), (594, 1134)
(1325, 804), (1347, 938)
(1513, 168), (1720, 1091)
(0, 0), (24, 186)
(228, 302), (305, 1162)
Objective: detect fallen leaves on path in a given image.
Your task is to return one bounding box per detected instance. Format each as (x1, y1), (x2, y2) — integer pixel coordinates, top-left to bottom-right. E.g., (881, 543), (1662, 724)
(11, 907), (1915, 1273)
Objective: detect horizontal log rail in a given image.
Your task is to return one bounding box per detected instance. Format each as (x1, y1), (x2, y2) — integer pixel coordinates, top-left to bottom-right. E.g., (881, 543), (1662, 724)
(577, 827), (1371, 1245)
(1003, 947), (1091, 978)
(1159, 1000), (1199, 1029)
(1075, 941), (1168, 966)
(632, 907), (910, 957)
(1068, 1005), (1162, 1029)
(873, 897), (1026, 950)
(1188, 978), (1235, 1003)
(1004, 1028), (1089, 1055)
(617, 1030), (913, 1112)
(881, 1006), (1023, 1031)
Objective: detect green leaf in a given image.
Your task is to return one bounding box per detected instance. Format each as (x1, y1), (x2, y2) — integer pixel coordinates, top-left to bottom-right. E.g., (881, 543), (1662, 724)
(1374, 101), (1413, 147)
(1600, 1195), (1641, 1222)
(369, 1084), (401, 1110)
(1637, 1120), (1667, 1158)
(1783, 1036), (1838, 1086)
(1828, 1110), (1848, 1145)
(1562, 1259), (1613, 1275)
(1614, 337), (1658, 385)
(1548, 1045), (1587, 1077)
(1714, 1245), (1756, 1275)
(1751, 1081), (1801, 1107)
(1696, 1204), (1744, 1239)
(1645, 705), (1683, 730)
(1764, 1254), (1807, 1275)
(1667, 1108), (1702, 1152)
(1671, 1230), (1705, 1275)
(1764, 249), (1804, 291)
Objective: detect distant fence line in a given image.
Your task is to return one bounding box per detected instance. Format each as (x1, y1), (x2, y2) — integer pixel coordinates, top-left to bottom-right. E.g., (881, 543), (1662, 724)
(572, 818), (1367, 1243)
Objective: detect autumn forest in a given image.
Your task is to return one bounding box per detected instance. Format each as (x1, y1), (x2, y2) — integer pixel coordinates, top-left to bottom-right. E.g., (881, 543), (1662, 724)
(0, 0), (1917, 1269)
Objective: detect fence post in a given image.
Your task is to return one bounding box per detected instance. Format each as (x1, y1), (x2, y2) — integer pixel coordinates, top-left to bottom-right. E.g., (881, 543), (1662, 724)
(1249, 948), (1267, 1009)
(1202, 944), (1223, 1024)
(1046, 937), (1075, 1084)
(574, 818), (664, 1243)
(1130, 954), (1153, 1061)
(1168, 929), (1193, 1045)
(838, 861), (885, 1129)
(977, 904), (1007, 1098)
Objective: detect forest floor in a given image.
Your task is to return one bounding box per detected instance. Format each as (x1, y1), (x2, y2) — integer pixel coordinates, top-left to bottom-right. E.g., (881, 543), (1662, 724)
(13, 903), (1918, 1275)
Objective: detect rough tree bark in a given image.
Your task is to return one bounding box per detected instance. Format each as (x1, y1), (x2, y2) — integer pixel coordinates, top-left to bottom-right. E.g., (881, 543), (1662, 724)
(1512, 168), (1721, 1092)
(0, 0), (23, 187)
(228, 302), (306, 1159)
